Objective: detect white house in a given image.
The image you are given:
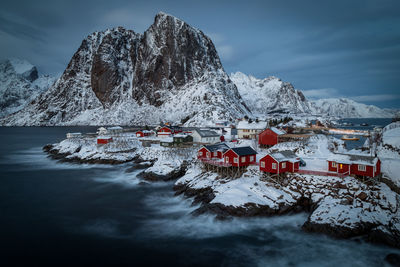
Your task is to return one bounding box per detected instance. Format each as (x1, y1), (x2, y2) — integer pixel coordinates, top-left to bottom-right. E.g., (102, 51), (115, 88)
(191, 129), (220, 144)
(237, 120), (268, 139)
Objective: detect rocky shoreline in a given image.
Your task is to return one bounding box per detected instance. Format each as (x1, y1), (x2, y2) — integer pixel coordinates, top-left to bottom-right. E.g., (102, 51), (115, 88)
(43, 142), (400, 250)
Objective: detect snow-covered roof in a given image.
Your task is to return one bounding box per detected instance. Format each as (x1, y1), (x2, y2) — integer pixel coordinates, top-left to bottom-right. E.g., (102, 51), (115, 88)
(270, 127), (286, 135)
(203, 143), (230, 153)
(327, 153), (378, 165)
(194, 129), (219, 137)
(160, 137), (174, 143)
(237, 120), (268, 130)
(97, 136), (112, 139)
(174, 134), (189, 138)
(267, 150), (299, 163)
(228, 146), (257, 156)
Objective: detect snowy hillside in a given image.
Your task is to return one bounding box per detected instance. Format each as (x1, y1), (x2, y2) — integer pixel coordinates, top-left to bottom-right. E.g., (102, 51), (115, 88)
(1, 12), (249, 126)
(230, 72), (312, 116)
(0, 59), (55, 117)
(310, 98), (395, 118)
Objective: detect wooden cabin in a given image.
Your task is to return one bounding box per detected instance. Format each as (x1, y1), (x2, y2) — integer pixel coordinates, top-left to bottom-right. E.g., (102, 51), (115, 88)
(136, 130), (153, 137)
(237, 120), (268, 139)
(223, 146), (257, 167)
(327, 154), (381, 178)
(259, 150), (300, 174)
(192, 129), (220, 144)
(97, 136), (113, 144)
(198, 143), (230, 160)
(258, 127), (286, 147)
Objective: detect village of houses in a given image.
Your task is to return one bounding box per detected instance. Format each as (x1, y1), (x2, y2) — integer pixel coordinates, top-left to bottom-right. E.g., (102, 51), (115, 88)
(62, 117), (387, 182)
(50, 118), (400, 245)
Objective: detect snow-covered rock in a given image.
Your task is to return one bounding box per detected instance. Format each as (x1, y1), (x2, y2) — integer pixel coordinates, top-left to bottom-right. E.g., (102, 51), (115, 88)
(2, 13), (249, 126)
(230, 72), (312, 116)
(0, 59), (55, 117)
(310, 98), (395, 118)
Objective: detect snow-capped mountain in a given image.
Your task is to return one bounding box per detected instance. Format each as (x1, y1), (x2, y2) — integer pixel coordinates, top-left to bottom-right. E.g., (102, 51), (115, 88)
(231, 72), (395, 119)
(230, 72), (313, 115)
(1, 12), (249, 126)
(0, 59), (55, 118)
(310, 98), (395, 118)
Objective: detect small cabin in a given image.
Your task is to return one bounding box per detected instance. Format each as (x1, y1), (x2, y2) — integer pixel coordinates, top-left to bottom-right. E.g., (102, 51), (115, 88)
(223, 146), (257, 167)
(192, 129), (220, 144)
(136, 130), (153, 137)
(237, 120), (268, 139)
(327, 154), (381, 178)
(258, 127), (286, 147)
(198, 143), (230, 160)
(173, 134), (193, 145)
(259, 150), (300, 174)
(97, 136), (113, 144)
(157, 126), (174, 137)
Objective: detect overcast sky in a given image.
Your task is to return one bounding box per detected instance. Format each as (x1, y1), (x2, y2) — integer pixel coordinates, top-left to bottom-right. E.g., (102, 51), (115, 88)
(1, 0), (399, 108)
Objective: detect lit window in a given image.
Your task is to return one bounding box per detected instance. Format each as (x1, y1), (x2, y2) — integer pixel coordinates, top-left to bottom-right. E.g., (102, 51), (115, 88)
(358, 165), (366, 171)
(241, 157), (246, 163)
(261, 161), (265, 168)
(234, 158), (238, 163)
(340, 164), (343, 169)
(272, 163), (277, 169)
(282, 162), (286, 168)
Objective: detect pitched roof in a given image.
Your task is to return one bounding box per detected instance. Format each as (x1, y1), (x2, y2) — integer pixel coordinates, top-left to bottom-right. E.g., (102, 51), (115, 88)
(268, 150), (299, 163)
(204, 143), (230, 153)
(237, 120), (268, 130)
(327, 153), (378, 165)
(228, 146), (257, 156)
(270, 127), (286, 135)
(194, 129), (219, 137)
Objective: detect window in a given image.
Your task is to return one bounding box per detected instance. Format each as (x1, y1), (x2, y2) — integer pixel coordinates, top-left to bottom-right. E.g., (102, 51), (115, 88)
(225, 157), (229, 163)
(272, 163), (277, 169)
(206, 152), (210, 158)
(358, 165), (366, 171)
(250, 156), (254, 161)
(332, 162), (337, 168)
(261, 161), (265, 168)
(234, 158), (238, 163)
(282, 162), (286, 168)
(199, 151), (203, 156)
(339, 164), (343, 169)
(241, 157), (246, 163)
(213, 152), (218, 157)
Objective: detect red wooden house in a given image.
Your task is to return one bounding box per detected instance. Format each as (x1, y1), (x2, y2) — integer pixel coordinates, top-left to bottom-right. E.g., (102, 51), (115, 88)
(258, 127), (286, 147)
(136, 130), (153, 137)
(198, 143), (230, 160)
(223, 146), (257, 167)
(97, 136), (113, 144)
(259, 150), (300, 174)
(157, 126), (182, 137)
(327, 154), (380, 178)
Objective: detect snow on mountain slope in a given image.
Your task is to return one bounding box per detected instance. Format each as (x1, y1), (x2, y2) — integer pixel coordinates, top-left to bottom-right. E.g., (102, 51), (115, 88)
(0, 59), (55, 117)
(230, 72), (312, 116)
(1, 12), (249, 126)
(310, 98), (395, 118)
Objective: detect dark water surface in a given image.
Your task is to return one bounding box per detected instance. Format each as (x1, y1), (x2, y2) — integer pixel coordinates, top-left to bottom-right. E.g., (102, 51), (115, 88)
(0, 127), (397, 266)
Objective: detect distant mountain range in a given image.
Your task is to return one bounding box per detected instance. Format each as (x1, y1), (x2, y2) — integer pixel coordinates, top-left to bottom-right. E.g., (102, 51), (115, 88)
(0, 13), (396, 126)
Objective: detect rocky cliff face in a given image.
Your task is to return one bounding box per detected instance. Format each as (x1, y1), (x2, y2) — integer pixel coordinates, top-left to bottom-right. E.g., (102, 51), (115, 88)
(2, 12), (249, 126)
(0, 59), (54, 118)
(230, 72), (313, 116)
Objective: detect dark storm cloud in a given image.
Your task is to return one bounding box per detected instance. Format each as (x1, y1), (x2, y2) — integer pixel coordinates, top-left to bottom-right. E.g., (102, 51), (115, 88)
(0, 0), (399, 108)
